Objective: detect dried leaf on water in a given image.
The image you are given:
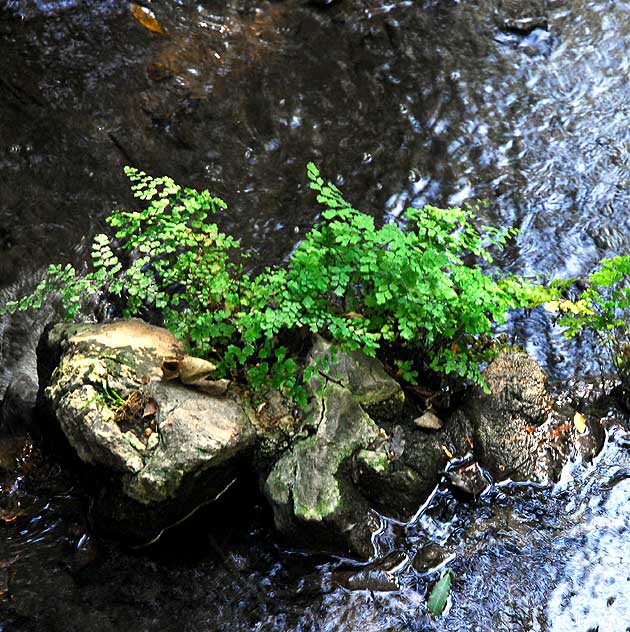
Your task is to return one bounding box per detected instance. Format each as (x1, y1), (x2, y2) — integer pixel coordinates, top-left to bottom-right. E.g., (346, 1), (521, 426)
(130, 3), (166, 34)
(427, 570), (451, 616)
(573, 411), (587, 434)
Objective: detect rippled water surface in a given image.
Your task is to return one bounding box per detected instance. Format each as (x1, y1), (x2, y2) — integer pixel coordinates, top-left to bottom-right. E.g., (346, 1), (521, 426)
(1, 0), (629, 630)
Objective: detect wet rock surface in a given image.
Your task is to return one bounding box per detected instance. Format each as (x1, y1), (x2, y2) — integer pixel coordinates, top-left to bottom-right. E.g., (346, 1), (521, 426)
(1, 0), (629, 628)
(36, 319), (256, 542)
(264, 338), (451, 557)
(496, 0), (548, 34)
(36, 323), (605, 555)
(449, 350), (605, 482)
(264, 378), (382, 558)
(0, 373), (37, 434)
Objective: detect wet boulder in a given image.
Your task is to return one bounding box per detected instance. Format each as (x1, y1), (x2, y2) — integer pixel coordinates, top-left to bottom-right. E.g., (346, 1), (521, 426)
(306, 336), (405, 420)
(36, 319), (256, 543)
(264, 377), (382, 558)
(449, 349), (599, 483)
(264, 338), (447, 558)
(495, 0), (548, 34)
(0, 373), (38, 434)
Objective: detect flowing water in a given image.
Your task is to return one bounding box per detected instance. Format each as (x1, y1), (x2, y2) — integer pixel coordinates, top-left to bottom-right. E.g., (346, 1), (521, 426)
(0, 0), (629, 630)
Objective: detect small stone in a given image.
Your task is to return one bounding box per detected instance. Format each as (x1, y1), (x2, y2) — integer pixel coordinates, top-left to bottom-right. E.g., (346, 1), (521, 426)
(123, 431), (146, 452)
(146, 433), (159, 451)
(414, 411), (443, 430)
(446, 461), (489, 497)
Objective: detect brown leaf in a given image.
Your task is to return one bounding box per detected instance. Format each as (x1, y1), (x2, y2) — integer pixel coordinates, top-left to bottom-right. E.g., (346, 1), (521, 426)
(178, 356), (218, 384)
(130, 3), (166, 35)
(142, 398), (158, 418)
(161, 355), (227, 394)
(413, 411), (443, 430)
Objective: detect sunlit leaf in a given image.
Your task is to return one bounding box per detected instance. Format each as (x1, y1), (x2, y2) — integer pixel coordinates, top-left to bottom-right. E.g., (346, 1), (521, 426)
(573, 411), (587, 434)
(130, 3), (166, 34)
(427, 570), (451, 616)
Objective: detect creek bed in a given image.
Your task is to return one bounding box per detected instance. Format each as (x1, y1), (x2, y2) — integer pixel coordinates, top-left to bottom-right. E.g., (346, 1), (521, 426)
(1, 0), (629, 630)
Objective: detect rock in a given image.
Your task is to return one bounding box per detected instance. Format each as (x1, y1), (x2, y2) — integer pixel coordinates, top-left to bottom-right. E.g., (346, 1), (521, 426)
(307, 336), (405, 419)
(496, 0), (548, 34)
(36, 319), (256, 543)
(412, 542), (448, 574)
(264, 340), (447, 558)
(414, 410), (443, 430)
(482, 349), (552, 426)
(0, 373), (38, 434)
(264, 379), (381, 558)
(450, 349), (593, 483)
(444, 460), (491, 497)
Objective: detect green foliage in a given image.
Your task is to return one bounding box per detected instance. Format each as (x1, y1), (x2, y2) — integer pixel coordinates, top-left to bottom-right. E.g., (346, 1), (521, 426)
(250, 164), (554, 385)
(546, 255), (630, 380)
(427, 570), (452, 616)
(1, 164), (564, 400)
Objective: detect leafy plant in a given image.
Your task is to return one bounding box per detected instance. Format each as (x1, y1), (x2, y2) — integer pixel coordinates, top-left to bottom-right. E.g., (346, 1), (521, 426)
(546, 255), (630, 381)
(1, 164), (561, 400)
(251, 164), (554, 385)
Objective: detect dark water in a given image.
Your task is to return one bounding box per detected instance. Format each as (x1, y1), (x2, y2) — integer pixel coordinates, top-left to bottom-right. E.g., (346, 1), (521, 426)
(1, 0), (629, 630)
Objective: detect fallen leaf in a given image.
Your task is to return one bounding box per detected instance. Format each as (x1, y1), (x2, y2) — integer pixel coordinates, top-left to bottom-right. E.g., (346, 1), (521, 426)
(573, 411), (587, 434)
(179, 355), (218, 383)
(142, 398), (158, 418)
(130, 3), (166, 34)
(162, 359), (181, 380)
(441, 445), (454, 459)
(427, 570), (451, 616)
(162, 355), (228, 394)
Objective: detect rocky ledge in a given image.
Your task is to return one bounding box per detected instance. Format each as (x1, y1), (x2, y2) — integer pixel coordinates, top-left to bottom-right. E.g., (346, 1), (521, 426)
(32, 319), (605, 556)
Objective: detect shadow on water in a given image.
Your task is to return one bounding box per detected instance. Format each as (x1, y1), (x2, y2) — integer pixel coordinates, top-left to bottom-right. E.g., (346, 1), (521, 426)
(1, 0), (629, 630)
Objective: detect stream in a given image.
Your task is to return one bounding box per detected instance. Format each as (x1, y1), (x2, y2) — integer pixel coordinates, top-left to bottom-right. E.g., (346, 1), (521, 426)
(0, 0), (629, 630)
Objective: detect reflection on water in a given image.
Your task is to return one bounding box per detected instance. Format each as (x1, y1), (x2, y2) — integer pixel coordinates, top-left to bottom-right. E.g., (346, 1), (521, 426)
(1, 0), (630, 630)
(1, 423), (626, 631)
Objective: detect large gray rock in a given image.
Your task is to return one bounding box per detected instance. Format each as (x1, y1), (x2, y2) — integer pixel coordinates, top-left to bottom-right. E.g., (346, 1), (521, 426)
(37, 319), (256, 542)
(264, 339), (447, 558)
(265, 379), (382, 557)
(306, 336), (405, 419)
